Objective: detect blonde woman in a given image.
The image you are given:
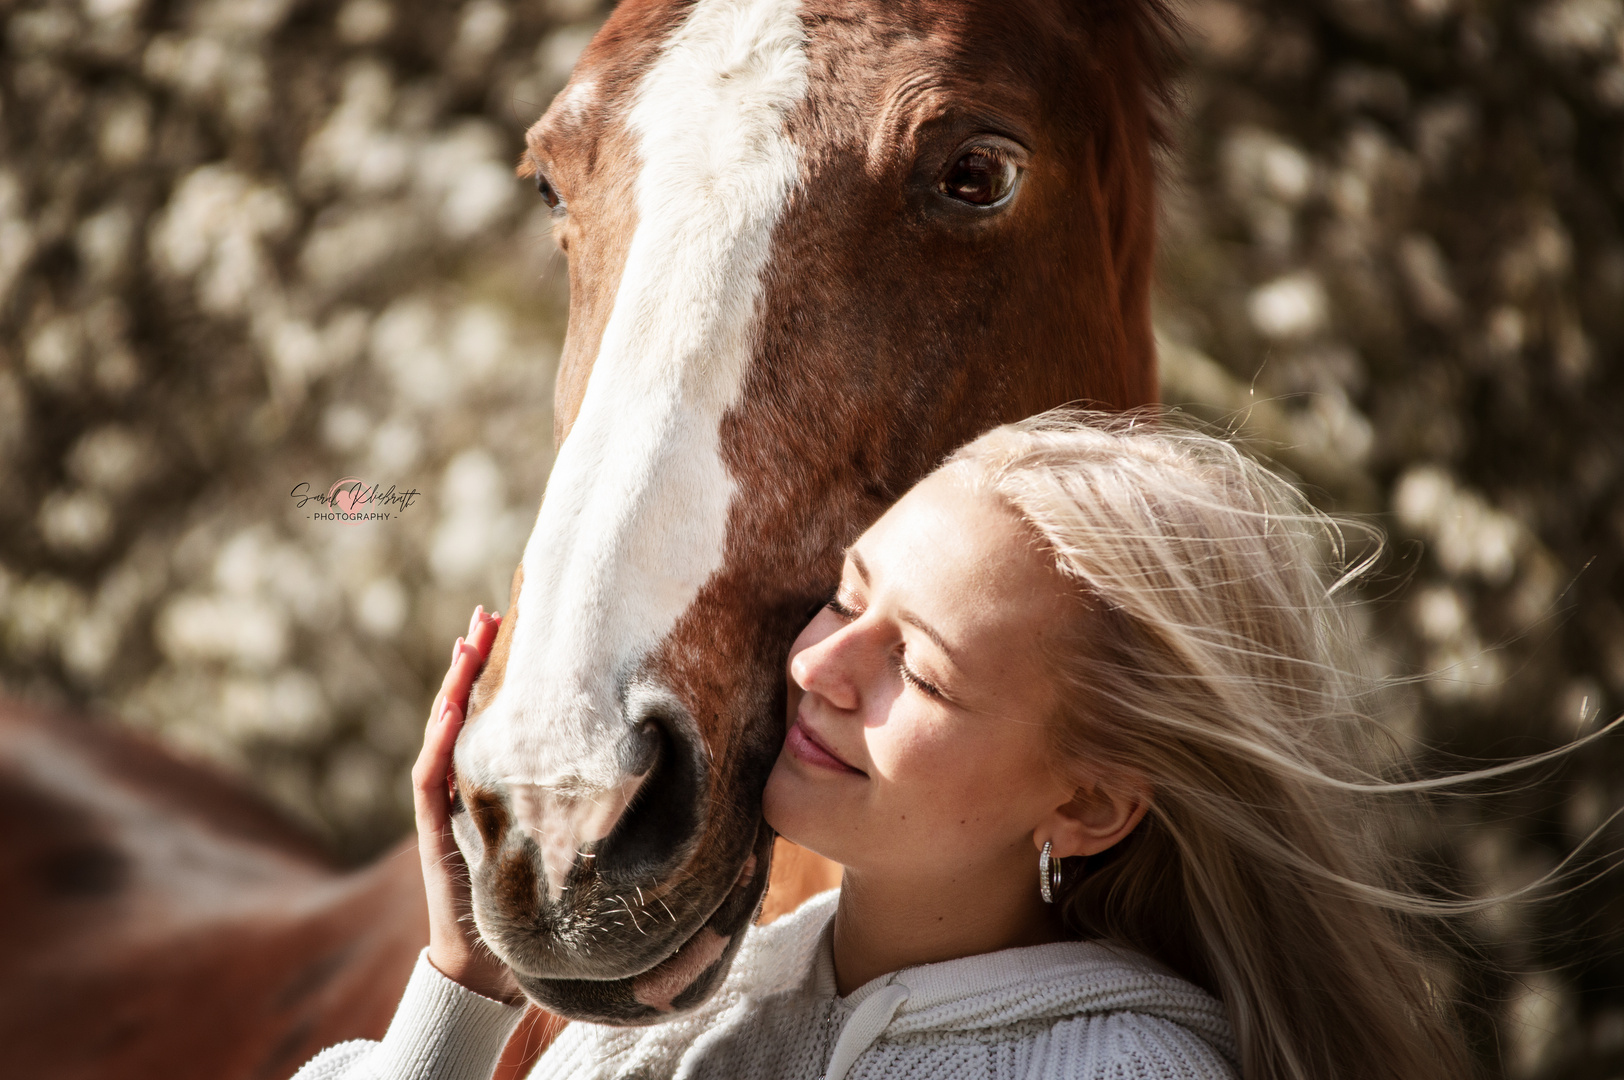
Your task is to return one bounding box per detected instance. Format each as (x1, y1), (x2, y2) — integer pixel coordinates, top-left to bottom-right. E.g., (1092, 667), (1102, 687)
(298, 411), (1548, 1080)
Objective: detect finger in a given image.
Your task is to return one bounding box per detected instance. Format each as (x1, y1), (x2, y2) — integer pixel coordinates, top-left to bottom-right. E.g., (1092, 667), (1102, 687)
(450, 617), (499, 696)
(435, 638), (463, 706)
(433, 609), (501, 728)
(411, 701), (447, 808)
(470, 609), (499, 656)
(415, 694), (462, 793)
(413, 697), (462, 827)
(442, 614), (496, 690)
(445, 639), (482, 709)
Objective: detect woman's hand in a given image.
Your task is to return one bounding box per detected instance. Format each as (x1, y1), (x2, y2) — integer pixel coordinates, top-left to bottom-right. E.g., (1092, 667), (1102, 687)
(413, 604), (523, 1004)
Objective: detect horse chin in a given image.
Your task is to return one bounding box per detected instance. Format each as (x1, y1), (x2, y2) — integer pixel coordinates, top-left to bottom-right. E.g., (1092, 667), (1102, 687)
(510, 821), (774, 1025)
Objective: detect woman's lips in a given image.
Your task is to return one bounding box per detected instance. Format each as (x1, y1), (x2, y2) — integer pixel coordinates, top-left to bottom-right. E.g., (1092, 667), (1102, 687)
(785, 720), (865, 775)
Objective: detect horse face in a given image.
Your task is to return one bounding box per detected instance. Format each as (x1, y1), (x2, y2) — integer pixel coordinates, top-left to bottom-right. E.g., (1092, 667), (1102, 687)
(453, 0), (1166, 1022)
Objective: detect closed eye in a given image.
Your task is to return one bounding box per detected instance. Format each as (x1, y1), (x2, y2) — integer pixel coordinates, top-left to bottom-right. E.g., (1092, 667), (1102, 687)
(828, 587), (944, 698)
(897, 654), (945, 699)
(826, 593), (861, 620)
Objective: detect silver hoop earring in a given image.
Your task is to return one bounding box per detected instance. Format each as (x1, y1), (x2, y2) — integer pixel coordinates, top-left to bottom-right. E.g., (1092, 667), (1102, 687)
(1039, 840), (1062, 904)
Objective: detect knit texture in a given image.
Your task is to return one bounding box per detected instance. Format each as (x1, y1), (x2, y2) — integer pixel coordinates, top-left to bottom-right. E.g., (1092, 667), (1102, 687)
(291, 948), (527, 1080)
(290, 893), (1238, 1080)
(532, 891), (1239, 1080)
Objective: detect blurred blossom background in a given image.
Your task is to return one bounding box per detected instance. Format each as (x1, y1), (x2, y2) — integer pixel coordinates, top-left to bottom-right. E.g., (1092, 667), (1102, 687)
(0, 0), (1620, 1075)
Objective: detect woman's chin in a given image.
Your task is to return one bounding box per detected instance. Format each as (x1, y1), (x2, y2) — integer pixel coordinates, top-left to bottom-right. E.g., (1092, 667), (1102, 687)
(762, 752), (824, 851)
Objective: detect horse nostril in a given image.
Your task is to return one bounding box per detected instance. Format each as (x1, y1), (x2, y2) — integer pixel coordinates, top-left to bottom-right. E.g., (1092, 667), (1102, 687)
(621, 718), (662, 778)
(466, 787), (508, 850)
(593, 695), (707, 882)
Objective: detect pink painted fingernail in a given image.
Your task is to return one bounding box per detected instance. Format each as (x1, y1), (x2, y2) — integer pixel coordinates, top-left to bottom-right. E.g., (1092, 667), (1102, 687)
(452, 636), (464, 663)
(441, 699), (456, 725)
(469, 605), (483, 635)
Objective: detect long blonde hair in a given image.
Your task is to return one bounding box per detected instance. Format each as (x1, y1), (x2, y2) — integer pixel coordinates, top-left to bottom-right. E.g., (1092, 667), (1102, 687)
(947, 409), (1481, 1080)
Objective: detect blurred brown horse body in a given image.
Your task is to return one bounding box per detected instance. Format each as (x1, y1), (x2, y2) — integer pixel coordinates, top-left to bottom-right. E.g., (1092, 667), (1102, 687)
(0, 698), (431, 1080)
(0, 697), (819, 1078)
(1, 0), (1173, 1075)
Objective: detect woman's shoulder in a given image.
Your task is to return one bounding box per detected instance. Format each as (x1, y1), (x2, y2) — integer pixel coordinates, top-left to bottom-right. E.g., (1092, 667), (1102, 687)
(884, 937), (1238, 1079)
(1044, 1008), (1239, 1080)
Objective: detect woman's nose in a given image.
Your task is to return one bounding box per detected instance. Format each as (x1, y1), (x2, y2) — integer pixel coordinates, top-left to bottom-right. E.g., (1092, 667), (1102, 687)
(789, 626), (862, 711)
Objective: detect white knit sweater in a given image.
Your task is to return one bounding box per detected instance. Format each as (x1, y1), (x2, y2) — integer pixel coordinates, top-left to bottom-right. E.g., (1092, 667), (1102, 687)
(294, 891), (1239, 1080)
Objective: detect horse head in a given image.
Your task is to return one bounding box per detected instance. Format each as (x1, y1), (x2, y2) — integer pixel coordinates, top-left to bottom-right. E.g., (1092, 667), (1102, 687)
(451, 0), (1171, 1022)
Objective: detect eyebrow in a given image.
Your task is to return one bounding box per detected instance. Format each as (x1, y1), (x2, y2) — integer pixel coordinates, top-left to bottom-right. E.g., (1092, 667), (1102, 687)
(845, 548), (958, 664)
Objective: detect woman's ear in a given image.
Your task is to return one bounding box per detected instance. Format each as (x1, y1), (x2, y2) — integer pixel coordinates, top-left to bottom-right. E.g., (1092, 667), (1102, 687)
(1036, 773), (1150, 860)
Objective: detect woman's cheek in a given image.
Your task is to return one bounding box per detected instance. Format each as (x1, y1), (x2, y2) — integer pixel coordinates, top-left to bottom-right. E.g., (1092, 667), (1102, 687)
(897, 720), (1011, 810)
(869, 712), (947, 796)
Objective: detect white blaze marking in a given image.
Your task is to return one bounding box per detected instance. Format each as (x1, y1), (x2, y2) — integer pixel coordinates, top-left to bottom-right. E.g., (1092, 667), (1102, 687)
(549, 76), (599, 126)
(456, 0), (808, 879)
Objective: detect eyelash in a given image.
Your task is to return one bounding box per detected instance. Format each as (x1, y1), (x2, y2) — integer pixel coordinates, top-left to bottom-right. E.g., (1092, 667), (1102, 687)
(825, 594), (858, 620)
(896, 660), (944, 699)
(823, 593), (945, 700)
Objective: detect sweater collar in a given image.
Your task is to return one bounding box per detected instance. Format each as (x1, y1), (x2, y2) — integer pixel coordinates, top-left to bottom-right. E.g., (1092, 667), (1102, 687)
(787, 890), (1236, 1065)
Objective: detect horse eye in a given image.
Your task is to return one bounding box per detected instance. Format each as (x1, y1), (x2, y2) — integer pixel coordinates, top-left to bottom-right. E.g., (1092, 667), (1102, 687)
(535, 173), (561, 209)
(938, 149), (1018, 207)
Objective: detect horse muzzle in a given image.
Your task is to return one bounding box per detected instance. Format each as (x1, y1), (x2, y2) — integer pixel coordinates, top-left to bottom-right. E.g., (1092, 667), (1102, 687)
(450, 684), (765, 1000)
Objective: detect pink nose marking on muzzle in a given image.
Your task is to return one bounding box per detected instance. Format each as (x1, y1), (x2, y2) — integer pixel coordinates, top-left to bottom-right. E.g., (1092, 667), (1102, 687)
(511, 774), (649, 897)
